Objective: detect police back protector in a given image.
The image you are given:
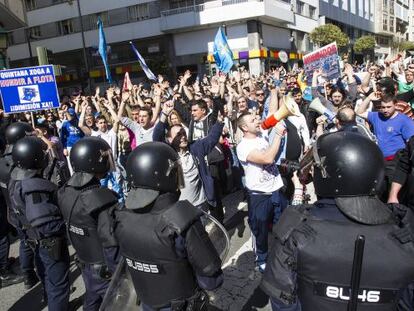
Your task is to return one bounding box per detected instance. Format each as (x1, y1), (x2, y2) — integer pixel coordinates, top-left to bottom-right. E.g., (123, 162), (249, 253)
(269, 204), (414, 311)
(114, 197), (202, 309)
(8, 177), (59, 240)
(0, 153), (14, 206)
(58, 184), (117, 264)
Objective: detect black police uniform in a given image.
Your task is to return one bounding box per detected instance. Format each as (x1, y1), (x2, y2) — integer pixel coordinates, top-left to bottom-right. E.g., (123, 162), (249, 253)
(392, 136), (414, 208)
(8, 137), (70, 310)
(115, 194), (223, 310)
(57, 137), (119, 311)
(261, 131), (414, 311)
(0, 122), (37, 288)
(261, 199), (414, 311)
(114, 142), (223, 310)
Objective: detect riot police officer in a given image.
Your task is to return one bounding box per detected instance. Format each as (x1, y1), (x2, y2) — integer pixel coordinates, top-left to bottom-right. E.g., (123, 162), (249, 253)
(57, 136), (119, 311)
(8, 137), (70, 310)
(114, 142), (223, 311)
(261, 131), (414, 311)
(0, 122), (36, 288)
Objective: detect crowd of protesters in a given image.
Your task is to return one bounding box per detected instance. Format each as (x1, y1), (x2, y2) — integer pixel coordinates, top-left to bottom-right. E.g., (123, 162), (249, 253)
(1, 51), (414, 302)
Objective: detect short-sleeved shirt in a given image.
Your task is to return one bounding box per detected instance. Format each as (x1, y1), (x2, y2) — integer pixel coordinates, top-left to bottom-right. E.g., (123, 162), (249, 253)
(121, 117), (154, 148)
(367, 112), (414, 157)
(236, 133), (284, 193)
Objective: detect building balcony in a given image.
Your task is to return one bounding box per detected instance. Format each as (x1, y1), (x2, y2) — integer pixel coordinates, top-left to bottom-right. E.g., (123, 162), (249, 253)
(160, 0), (294, 32)
(0, 0), (26, 30)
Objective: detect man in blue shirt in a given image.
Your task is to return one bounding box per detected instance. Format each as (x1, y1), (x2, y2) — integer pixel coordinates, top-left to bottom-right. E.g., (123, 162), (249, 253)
(357, 92), (414, 200)
(60, 108), (84, 174)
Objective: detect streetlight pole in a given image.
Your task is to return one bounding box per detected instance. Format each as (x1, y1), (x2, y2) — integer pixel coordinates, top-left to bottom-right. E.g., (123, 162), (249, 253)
(76, 0), (92, 91)
(25, 28), (34, 66)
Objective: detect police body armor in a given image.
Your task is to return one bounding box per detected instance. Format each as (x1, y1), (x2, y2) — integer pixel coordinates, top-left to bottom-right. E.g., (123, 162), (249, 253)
(0, 152), (14, 207)
(8, 176), (60, 240)
(267, 203), (414, 311)
(58, 177), (118, 264)
(114, 194), (203, 309)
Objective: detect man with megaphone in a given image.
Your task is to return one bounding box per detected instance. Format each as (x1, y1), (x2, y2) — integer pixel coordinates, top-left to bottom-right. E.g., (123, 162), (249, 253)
(235, 87), (304, 270)
(236, 102), (288, 273)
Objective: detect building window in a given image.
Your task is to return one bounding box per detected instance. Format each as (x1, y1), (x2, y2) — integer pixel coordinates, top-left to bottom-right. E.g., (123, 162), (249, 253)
(128, 4), (150, 21)
(25, 0), (36, 11)
(296, 1), (304, 15)
(390, 0), (394, 14)
(58, 19), (74, 35)
(389, 17), (394, 32)
(383, 14), (388, 31)
(376, 36), (389, 45)
(30, 26), (41, 38)
(7, 33), (14, 46)
(88, 12), (109, 30)
(383, 0), (388, 9)
(309, 6), (316, 19)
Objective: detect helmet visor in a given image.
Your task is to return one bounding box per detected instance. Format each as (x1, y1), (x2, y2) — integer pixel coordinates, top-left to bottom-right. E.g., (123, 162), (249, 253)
(166, 158), (184, 190)
(100, 149), (116, 173)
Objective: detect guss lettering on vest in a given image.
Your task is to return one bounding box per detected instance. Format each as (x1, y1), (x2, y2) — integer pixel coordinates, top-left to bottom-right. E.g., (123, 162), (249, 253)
(126, 257), (163, 274)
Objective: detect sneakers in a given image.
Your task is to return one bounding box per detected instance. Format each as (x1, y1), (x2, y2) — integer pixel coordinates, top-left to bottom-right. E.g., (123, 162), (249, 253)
(0, 268), (24, 288)
(23, 270), (39, 290)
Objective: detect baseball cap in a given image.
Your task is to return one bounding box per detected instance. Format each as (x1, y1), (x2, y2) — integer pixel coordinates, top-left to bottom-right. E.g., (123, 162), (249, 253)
(67, 108), (76, 116)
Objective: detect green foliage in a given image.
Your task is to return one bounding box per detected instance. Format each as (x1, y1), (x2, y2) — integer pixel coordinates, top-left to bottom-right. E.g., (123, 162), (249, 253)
(398, 41), (414, 51)
(309, 24), (349, 47)
(353, 35), (376, 53)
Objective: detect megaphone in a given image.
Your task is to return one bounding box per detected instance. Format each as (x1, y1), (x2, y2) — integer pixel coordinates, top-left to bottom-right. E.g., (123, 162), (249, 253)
(309, 98), (335, 122)
(261, 95), (301, 130)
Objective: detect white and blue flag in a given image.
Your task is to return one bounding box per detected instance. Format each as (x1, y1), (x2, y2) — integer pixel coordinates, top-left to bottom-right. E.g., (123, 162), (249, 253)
(129, 42), (157, 81)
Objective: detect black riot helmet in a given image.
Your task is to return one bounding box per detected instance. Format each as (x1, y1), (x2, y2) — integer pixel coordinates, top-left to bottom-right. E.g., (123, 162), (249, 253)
(313, 131), (384, 198)
(5, 122), (34, 145)
(70, 137), (114, 174)
(12, 137), (47, 170)
(125, 142), (182, 209)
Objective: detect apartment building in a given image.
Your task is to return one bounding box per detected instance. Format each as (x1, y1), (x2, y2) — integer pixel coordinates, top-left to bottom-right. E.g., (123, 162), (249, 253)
(0, 0), (26, 68)
(6, 1), (397, 89)
(407, 0), (414, 42)
(319, 0), (375, 37)
(374, 0), (410, 58)
(5, 0), (319, 88)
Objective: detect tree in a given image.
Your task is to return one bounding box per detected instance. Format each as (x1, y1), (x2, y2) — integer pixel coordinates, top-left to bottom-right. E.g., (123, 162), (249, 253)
(353, 35), (376, 53)
(309, 24), (349, 48)
(398, 41), (414, 51)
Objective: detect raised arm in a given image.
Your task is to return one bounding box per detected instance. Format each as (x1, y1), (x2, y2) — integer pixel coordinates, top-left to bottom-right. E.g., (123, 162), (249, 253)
(151, 84), (162, 126)
(356, 91), (379, 119)
(78, 101), (92, 136)
(247, 123), (286, 165)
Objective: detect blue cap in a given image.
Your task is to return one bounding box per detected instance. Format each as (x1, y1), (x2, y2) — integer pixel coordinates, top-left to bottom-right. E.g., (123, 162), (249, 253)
(67, 108), (76, 116)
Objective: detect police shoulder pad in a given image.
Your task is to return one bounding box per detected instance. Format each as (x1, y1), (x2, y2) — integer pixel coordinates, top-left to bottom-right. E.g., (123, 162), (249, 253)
(162, 200), (203, 235)
(21, 177), (57, 194)
(274, 204), (311, 243)
(82, 187), (118, 212)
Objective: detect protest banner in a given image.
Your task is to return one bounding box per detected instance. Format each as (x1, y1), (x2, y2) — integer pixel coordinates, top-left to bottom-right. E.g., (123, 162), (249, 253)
(0, 65), (60, 114)
(303, 42), (341, 82)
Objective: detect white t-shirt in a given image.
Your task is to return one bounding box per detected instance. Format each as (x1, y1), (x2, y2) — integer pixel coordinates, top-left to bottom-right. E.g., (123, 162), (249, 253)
(236, 133), (284, 193)
(121, 117), (154, 147)
(178, 151), (206, 206)
(91, 128), (118, 159)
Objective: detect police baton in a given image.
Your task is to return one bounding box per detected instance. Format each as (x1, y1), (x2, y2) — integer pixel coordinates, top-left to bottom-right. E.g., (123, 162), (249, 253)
(347, 235), (365, 311)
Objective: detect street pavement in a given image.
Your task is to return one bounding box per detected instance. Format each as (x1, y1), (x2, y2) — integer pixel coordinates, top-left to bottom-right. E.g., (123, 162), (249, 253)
(0, 186), (316, 311)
